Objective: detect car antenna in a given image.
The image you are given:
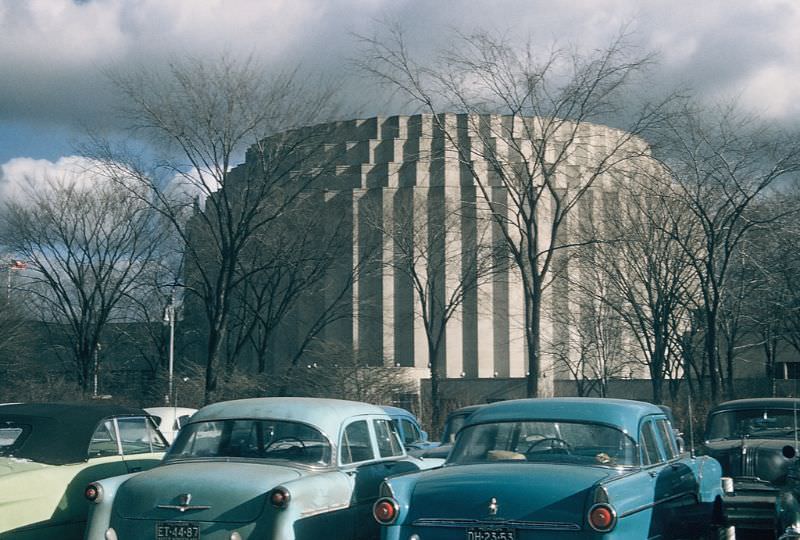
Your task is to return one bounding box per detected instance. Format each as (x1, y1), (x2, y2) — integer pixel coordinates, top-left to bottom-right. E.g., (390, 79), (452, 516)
(794, 398), (798, 453)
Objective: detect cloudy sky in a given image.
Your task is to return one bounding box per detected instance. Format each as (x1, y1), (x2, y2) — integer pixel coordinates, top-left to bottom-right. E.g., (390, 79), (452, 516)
(1, 0), (799, 188)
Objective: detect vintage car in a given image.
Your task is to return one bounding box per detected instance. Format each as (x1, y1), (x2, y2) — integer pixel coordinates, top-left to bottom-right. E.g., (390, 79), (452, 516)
(373, 397), (725, 539)
(703, 397), (800, 535)
(144, 406), (197, 444)
(381, 405), (438, 452)
(85, 397), (442, 540)
(0, 402), (167, 540)
(412, 404), (484, 459)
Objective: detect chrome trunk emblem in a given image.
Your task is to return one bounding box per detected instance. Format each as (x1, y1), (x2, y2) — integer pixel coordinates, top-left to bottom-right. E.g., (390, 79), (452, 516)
(156, 493), (211, 513)
(488, 497), (498, 515)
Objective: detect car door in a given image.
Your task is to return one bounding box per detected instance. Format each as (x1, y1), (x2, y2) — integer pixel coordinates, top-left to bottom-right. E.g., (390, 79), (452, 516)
(652, 417), (704, 537)
(640, 417), (695, 539)
(340, 417), (419, 540)
(339, 418), (376, 540)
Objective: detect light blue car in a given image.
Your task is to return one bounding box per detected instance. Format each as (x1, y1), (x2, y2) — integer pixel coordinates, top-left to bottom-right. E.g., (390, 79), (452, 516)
(373, 398), (725, 539)
(84, 397), (441, 540)
(381, 405), (438, 453)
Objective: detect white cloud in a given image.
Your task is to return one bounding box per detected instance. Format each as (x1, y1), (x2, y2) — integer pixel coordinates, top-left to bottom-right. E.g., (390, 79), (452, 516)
(0, 155), (103, 201)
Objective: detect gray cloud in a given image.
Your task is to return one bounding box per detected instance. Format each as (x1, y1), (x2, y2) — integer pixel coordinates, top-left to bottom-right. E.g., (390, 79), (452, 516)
(0, 0), (798, 162)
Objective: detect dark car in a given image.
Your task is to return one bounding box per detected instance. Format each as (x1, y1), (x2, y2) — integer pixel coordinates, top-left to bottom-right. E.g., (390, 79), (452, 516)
(413, 404), (483, 459)
(703, 398), (800, 534)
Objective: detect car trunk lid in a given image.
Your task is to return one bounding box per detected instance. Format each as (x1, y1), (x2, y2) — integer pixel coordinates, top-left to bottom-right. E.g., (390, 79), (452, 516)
(403, 463), (616, 529)
(114, 460), (304, 522)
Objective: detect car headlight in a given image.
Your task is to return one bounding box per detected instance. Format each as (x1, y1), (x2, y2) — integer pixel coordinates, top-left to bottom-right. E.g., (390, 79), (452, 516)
(104, 528), (118, 540)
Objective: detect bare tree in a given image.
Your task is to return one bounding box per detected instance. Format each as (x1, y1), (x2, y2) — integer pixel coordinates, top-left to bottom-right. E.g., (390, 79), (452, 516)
(358, 22), (672, 397)
(365, 193), (505, 428)
(0, 175), (167, 393)
(652, 102), (800, 402)
(91, 55), (343, 403)
(588, 175), (698, 403)
(0, 263), (31, 378)
(740, 192), (800, 389)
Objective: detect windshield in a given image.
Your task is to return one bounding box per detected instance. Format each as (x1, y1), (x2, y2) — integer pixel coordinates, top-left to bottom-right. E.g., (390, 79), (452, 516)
(448, 420), (637, 467)
(706, 409), (800, 441)
(165, 419), (332, 466)
(441, 413), (470, 444)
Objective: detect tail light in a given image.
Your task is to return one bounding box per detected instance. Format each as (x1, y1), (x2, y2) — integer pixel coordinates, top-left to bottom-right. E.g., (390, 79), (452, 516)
(588, 503), (617, 532)
(269, 487), (291, 509)
(373, 497), (399, 524)
(85, 482), (103, 503)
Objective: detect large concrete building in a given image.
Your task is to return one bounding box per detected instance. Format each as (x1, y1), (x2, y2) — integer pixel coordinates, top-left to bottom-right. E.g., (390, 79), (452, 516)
(233, 113), (653, 398)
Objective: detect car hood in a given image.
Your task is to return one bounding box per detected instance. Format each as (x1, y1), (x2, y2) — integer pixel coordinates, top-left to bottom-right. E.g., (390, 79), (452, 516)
(114, 460), (305, 522)
(400, 463), (617, 527)
(704, 438), (794, 484)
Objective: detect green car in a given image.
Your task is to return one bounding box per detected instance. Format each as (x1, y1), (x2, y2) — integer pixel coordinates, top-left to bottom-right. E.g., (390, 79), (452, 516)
(0, 402), (167, 539)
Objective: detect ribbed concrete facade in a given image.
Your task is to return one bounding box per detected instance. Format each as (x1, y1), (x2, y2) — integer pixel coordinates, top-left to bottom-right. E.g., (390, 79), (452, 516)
(257, 113), (649, 387)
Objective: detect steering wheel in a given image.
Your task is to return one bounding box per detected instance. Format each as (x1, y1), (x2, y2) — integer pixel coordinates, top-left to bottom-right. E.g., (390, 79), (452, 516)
(524, 437), (573, 454)
(264, 436), (307, 454)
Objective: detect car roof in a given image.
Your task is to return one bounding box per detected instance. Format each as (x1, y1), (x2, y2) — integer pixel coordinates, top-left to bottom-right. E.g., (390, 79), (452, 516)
(144, 407), (197, 417)
(447, 404), (484, 418)
(380, 405), (418, 419)
(709, 398), (800, 413)
(191, 397), (387, 438)
(0, 402), (148, 465)
(464, 397), (665, 437)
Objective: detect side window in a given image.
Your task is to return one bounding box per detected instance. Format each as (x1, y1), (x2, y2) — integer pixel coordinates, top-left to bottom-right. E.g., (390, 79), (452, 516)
(118, 417), (168, 455)
(89, 419), (120, 457)
(400, 419), (420, 444)
(640, 420), (663, 465)
(374, 419), (404, 458)
(176, 415), (191, 430)
(341, 420), (375, 464)
(655, 418), (679, 460)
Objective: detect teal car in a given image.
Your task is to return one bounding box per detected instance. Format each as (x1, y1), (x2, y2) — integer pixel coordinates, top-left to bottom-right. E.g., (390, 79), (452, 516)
(85, 397), (441, 540)
(373, 398), (725, 539)
(0, 402), (167, 540)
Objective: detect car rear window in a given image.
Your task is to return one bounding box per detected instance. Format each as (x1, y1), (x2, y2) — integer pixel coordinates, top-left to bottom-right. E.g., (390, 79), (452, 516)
(0, 423), (31, 455)
(166, 419), (331, 466)
(449, 420), (637, 467)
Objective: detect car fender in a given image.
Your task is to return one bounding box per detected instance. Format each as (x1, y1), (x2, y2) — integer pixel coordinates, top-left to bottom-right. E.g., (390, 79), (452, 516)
(84, 472), (140, 540)
(404, 455), (445, 471)
(694, 455), (724, 503)
(269, 470), (355, 540)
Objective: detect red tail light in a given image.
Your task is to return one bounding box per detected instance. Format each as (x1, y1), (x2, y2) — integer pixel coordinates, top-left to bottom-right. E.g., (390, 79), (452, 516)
(269, 487), (291, 509)
(85, 482), (103, 502)
(373, 497), (399, 524)
(588, 503), (616, 532)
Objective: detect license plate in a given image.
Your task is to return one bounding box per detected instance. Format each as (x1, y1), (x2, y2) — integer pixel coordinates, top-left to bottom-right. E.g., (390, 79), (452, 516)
(155, 522), (200, 540)
(466, 528), (516, 540)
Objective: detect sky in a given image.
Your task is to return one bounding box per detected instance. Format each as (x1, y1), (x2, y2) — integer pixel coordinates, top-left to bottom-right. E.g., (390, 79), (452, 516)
(1, 0), (799, 194)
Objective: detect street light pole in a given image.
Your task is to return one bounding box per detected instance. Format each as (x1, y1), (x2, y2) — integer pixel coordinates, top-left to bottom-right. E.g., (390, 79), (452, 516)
(163, 294), (175, 405)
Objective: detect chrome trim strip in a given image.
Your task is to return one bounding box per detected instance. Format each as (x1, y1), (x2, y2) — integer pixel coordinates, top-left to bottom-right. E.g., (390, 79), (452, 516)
(617, 491), (690, 519)
(155, 504), (211, 512)
(411, 518), (580, 531)
(300, 501), (350, 517)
